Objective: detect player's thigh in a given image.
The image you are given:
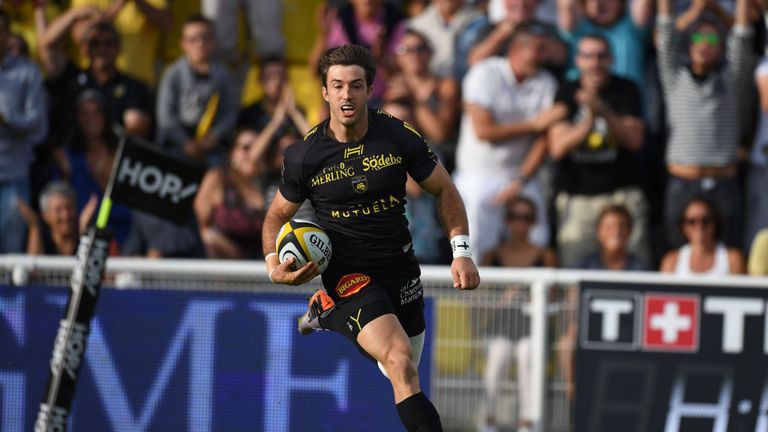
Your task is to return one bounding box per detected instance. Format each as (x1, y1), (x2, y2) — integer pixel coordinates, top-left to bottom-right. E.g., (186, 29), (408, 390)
(356, 313), (413, 365)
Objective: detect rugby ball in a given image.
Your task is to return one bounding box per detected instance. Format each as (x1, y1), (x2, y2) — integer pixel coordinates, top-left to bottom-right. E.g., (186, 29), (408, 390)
(276, 219), (332, 273)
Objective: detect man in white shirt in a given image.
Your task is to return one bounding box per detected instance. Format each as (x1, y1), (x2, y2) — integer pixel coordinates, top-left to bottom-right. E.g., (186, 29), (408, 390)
(455, 22), (565, 263)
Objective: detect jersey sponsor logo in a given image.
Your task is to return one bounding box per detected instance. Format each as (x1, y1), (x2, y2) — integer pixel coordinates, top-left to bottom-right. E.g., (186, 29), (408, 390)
(403, 121), (421, 138)
(344, 144), (365, 159)
(352, 175), (367, 193)
(329, 195), (402, 218)
(362, 153), (403, 172)
(336, 273), (371, 298)
(311, 162), (355, 188)
(400, 277), (423, 305)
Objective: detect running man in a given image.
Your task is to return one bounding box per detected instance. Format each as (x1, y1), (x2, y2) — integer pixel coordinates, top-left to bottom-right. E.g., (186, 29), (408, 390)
(262, 44), (480, 432)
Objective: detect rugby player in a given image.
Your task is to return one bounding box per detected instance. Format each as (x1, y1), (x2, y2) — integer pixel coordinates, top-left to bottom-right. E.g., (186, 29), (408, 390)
(262, 44), (480, 432)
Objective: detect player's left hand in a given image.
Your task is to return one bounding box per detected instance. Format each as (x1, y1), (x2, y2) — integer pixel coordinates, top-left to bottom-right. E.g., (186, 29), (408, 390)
(451, 257), (480, 291)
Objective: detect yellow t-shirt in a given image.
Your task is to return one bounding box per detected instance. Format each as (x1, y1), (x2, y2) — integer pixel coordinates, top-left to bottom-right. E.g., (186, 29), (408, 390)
(748, 229), (768, 276)
(72, 0), (167, 86)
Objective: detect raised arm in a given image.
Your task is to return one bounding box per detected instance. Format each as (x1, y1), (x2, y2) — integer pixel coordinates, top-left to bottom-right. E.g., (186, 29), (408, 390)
(38, 6), (101, 78)
(656, 0), (682, 93)
(262, 191), (320, 285)
(631, 0), (655, 27)
(419, 163), (480, 290)
(558, 0), (579, 32)
(726, 0), (754, 83)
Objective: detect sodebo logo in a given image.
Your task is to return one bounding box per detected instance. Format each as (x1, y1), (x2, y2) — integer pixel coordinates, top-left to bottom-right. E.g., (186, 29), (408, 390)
(117, 157), (198, 203)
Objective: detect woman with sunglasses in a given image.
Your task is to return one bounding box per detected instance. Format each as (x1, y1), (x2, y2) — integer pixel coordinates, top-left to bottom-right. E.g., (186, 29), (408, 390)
(660, 197), (745, 275)
(481, 195), (557, 267)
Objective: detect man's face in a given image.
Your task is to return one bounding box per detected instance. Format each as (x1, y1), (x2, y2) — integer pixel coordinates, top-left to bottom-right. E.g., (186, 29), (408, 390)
(509, 34), (548, 75)
(322, 64), (372, 128)
(42, 194), (77, 238)
(87, 30), (119, 69)
(689, 23), (723, 71)
(584, 0), (623, 26)
(181, 22), (214, 65)
(575, 38), (612, 84)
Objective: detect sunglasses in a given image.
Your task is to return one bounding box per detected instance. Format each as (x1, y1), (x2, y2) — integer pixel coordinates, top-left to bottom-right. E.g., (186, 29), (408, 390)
(683, 216), (712, 227)
(507, 212), (536, 223)
(691, 32), (720, 46)
(396, 44), (431, 55)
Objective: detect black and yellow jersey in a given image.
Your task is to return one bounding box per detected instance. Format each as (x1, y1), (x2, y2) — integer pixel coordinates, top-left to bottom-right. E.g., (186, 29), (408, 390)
(279, 109), (438, 261)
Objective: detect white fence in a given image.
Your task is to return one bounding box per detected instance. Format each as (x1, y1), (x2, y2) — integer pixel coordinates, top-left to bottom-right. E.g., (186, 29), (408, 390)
(2, 255), (767, 432)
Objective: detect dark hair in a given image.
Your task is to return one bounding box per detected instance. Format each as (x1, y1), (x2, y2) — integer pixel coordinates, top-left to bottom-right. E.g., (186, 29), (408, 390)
(0, 9), (9, 31)
(183, 14), (214, 31)
(686, 12), (727, 43)
(579, 33), (613, 55)
(678, 196), (723, 240)
(400, 28), (433, 52)
(83, 20), (120, 46)
(509, 20), (556, 46)
(506, 195), (537, 218)
(318, 44), (376, 88)
(597, 203), (633, 231)
(69, 89), (119, 154)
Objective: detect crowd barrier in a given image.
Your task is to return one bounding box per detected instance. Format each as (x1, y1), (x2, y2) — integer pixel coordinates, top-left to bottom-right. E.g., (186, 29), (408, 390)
(1, 255), (766, 431)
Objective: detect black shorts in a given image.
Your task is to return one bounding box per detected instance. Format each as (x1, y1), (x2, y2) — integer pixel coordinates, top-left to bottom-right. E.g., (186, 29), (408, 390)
(319, 253), (425, 343)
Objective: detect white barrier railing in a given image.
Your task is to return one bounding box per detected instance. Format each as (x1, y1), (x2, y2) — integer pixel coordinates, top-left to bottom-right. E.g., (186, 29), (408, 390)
(2, 255), (767, 431)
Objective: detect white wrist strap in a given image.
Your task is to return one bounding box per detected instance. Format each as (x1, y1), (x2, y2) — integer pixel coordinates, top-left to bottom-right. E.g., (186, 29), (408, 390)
(450, 235), (472, 259)
(266, 252), (278, 282)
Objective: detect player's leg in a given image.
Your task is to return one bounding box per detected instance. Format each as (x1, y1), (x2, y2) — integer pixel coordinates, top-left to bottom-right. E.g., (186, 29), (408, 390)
(357, 314), (443, 432)
(377, 331), (425, 378)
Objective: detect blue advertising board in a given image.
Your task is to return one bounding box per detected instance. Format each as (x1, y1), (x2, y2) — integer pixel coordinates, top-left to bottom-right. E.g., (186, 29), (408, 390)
(0, 284), (433, 431)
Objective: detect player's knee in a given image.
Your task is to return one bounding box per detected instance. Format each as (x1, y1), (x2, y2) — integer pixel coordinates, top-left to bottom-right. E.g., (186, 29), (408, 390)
(384, 349), (417, 384)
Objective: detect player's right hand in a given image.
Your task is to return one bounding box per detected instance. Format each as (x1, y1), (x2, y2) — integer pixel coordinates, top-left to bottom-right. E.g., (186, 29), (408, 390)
(269, 257), (320, 286)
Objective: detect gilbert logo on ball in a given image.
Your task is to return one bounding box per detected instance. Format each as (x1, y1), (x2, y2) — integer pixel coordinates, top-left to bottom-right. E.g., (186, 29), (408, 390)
(276, 219), (332, 273)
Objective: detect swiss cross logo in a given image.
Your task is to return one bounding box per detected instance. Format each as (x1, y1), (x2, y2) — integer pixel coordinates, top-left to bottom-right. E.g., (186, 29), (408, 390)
(642, 294), (699, 352)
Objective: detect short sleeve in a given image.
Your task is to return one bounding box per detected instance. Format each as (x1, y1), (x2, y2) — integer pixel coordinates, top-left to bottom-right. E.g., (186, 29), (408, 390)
(278, 142), (309, 203)
(756, 57), (768, 78)
(400, 121), (438, 182)
(462, 61), (497, 109)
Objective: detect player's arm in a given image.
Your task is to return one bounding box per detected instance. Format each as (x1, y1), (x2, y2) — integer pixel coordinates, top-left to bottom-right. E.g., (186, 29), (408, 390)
(262, 191), (319, 285)
(419, 163), (480, 291)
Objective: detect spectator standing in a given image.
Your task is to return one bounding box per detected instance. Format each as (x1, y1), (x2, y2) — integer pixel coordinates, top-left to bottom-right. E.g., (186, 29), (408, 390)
(156, 15), (238, 164)
(557, 0), (654, 88)
(407, 0), (481, 78)
(201, 0), (285, 67)
(661, 197), (745, 274)
(0, 9), (48, 253)
(656, 0), (752, 249)
(577, 204), (650, 270)
(70, 0), (171, 86)
(455, 22), (563, 263)
(548, 34), (649, 268)
(310, 0), (407, 107)
(464, 0), (566, 76)
(39, 18), (154, 140)
(194, 129), (269, 259)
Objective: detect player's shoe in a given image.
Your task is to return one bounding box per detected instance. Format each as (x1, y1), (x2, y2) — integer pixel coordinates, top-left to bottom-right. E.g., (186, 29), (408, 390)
(297, 289), (335, 335)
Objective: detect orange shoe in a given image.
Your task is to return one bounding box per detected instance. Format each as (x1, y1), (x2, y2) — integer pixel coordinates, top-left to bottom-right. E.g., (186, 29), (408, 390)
(297, 289), (335, 335)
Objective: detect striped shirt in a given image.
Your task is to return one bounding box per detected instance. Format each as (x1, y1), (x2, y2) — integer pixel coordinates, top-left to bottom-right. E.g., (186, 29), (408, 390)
(656, 16), (752, 166)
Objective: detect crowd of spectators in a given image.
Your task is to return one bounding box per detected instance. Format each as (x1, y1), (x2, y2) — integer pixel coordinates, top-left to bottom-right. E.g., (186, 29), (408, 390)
(1, 0), (767, 276)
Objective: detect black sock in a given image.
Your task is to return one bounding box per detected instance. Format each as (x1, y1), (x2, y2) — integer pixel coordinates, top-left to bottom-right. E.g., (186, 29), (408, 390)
(395, 391), (442, 432)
